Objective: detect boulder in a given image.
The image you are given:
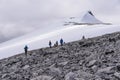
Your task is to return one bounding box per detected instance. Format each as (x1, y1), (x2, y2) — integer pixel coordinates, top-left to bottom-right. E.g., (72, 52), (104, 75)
(114, 72), (120, 79)
(87, 60), (97, 67)
(97, 66), (115, 74)
(31, 75), (53, 80)
(23, 65), (30, 69)
(65, 72), (77, 80)
(91, 65), (98, 73)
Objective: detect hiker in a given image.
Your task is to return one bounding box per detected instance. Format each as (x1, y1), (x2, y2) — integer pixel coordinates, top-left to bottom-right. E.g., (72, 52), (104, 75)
(54, 41), (59, 47)
(54, 43), (56, 47)
(55, 41), (58, 46)
(24, 45), (28, 56)
(49, 40), (52, 48)
(60, 38), (64, 46)
(82, 35), (85, 40)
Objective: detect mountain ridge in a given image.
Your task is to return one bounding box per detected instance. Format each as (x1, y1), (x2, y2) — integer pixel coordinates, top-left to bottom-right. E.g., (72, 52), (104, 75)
(0, 25), (120, 59)
(1, 31), (120, 80)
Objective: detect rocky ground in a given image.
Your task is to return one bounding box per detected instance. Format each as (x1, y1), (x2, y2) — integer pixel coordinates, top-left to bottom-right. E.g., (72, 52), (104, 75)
(1, 32), (120, 80)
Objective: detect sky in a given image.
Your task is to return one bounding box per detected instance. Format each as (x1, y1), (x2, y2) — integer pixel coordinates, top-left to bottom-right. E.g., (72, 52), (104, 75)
(0, 0), (120, 43)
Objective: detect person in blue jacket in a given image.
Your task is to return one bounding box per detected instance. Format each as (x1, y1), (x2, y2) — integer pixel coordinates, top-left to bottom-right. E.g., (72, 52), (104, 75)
(49, 40), (52, 48)
(24, 45), (28, 56)
(60, 38), (64, 46)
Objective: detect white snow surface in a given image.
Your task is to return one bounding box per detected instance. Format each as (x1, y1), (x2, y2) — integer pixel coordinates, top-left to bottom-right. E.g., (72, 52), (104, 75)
(0, 24), (120, 59)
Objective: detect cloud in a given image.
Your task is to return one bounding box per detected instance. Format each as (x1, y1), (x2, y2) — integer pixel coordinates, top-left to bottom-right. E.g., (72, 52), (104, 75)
(89, 0), (120, 24)
(90, 0), (120, 14)
(0, 0), (120, 42)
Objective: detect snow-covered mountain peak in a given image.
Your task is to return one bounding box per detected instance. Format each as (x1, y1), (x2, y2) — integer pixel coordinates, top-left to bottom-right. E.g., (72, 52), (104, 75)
(64, 11), (103, 25)
(81, 11), (102, 23)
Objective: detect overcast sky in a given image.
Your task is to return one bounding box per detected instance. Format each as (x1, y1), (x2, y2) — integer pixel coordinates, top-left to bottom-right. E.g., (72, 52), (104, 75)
(0, 0), (120, 43)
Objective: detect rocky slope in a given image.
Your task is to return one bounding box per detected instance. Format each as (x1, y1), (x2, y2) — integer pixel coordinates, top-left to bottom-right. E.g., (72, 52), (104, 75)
(1, 32), (120, 80)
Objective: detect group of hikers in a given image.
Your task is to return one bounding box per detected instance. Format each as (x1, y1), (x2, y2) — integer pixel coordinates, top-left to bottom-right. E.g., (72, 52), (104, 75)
(49, 38), (64, 48)
(24, 36), (86, 56)
(24, 38), (64, 56)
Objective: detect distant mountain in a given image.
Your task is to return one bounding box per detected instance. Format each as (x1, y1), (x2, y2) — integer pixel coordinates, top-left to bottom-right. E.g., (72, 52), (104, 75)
(81, 11), (102, 23)
(64, 11), (110, 25)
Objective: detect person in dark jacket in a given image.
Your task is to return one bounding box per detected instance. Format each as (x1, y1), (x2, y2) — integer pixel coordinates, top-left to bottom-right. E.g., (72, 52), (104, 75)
(82, 35), (85, 40)
(49, 40), (52, 48)
(60, 38), (64, 46)
(24, 45), (28, 56)
(54, 41), (58, 47)
(56, 41), (58, 46)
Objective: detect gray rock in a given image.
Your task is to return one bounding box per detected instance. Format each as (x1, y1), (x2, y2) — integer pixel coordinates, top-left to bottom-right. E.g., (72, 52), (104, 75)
(97, 66), (115, 74)
(87, 60), (97, 67)
(58, 61), (68, 66)
(76, 70), (93, 79)
(114, 72), (120, 79)
(65, 72), (77, 80)
(2, 74), (7, 78)
(23, 65), (30, 69)
(91, 65), (98, 73)
(31, 75), (53, 80)
(49, 67), (61, 75)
